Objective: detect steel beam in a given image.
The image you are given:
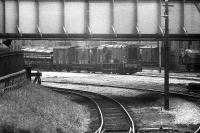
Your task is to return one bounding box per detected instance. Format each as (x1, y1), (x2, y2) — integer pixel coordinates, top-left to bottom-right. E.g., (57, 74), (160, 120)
(3, 0), (6, 33)
(136, 0), (140, 34)
(0, 0), (200, 40)
(1, 33), (200, 41)
(181, 0), (187, 34)
(158, 0), (164, 36)
(194, 0), (200, 13)
(111, 0), (117, 37)
(17, 0), (19, 28)
(36, 0), (42, 37)
(36, 0), (39, 30)
(85, 0), (90, 37)
(62, 0), (65, 27)
(62, 0), (68, 36)
(16, 0), (22, 36)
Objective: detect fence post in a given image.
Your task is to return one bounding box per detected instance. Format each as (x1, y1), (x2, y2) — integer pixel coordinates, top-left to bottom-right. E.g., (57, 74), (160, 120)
(24, 65), (32, 80)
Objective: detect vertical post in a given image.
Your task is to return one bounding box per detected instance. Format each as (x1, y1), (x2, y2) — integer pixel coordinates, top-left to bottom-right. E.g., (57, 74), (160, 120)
(164, 0), (169, 110)
(36, 0), (39, 28)
(180, 0), (185, 57)
(17, 0), (22, 36)
(151, 45), (153, 63)
(158, 40), (162, 73)
(24, 65), (32, 80)
(135, 0), (139, 34)
(62, 0), (67, 36)
(181, 0), (185, 28)
(36, 0), (42, 37)
(181, 0), (187, 34)
(158, 0), (162, 73)
(17, 0), (19, 27)
(3, 0), (6, 33)
(158, 0), (161, 31)
(85, 0), (90, 36)
(136, 0), (141, 45)
(111, 0), (114, 34)
(62, 0), (65, 28)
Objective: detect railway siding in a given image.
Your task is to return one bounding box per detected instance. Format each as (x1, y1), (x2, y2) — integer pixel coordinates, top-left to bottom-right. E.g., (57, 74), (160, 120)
(41, 71), (200, 97)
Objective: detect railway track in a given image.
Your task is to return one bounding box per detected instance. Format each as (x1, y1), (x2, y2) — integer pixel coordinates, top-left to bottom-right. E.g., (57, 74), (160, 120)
(43, 81), (200, 133)
(47, 86), (135, 133)
(135, 73), (200, 82)
(42, 80), (200, 99)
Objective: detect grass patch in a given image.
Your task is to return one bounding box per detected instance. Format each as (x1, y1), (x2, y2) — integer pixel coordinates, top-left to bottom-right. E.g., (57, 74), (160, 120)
(0, 82), (90, 133)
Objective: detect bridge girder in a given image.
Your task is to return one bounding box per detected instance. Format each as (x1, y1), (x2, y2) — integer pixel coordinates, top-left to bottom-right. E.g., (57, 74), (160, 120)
(0, 0), (200, 40)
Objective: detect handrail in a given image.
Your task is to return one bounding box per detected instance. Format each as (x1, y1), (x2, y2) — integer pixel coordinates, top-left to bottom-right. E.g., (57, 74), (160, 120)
(0, 69), (26, 81)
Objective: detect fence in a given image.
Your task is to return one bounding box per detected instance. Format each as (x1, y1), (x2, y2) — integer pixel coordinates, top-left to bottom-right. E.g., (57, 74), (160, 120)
(0, 69), (26, 94)
(0, 51), (24, 77)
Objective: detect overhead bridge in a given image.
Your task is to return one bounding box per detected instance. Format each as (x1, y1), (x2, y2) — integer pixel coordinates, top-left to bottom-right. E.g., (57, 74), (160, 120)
(0, 0), (200, 40)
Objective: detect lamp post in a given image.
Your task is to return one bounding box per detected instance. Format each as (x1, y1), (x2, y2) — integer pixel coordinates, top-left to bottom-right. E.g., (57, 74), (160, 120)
(164, 0), (169, 110)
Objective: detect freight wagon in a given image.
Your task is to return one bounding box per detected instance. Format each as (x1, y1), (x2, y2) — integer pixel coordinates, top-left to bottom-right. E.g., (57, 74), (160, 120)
(140, 45), (159, 67)
(53, 44), (142, 74)
(23, 49), (53, 70)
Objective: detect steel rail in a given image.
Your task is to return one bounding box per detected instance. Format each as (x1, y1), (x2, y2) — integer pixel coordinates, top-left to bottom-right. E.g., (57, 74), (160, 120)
(88, 90), (135, 133)
(42, 80), (200, 98)
(46, 86), (135, 133)
(102, 95), (135, 133)
(76, 89), (135, 133)
(194, 127), (200, 133)
(49, 87), (104, 133)
(134, 74), (200, 82)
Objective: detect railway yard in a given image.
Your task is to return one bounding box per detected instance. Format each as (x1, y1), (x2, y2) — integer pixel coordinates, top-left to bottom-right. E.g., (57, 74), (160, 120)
(40, 69), (200, 133)
(1, 40), (200, 133)
(1, 0), (200, 132)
